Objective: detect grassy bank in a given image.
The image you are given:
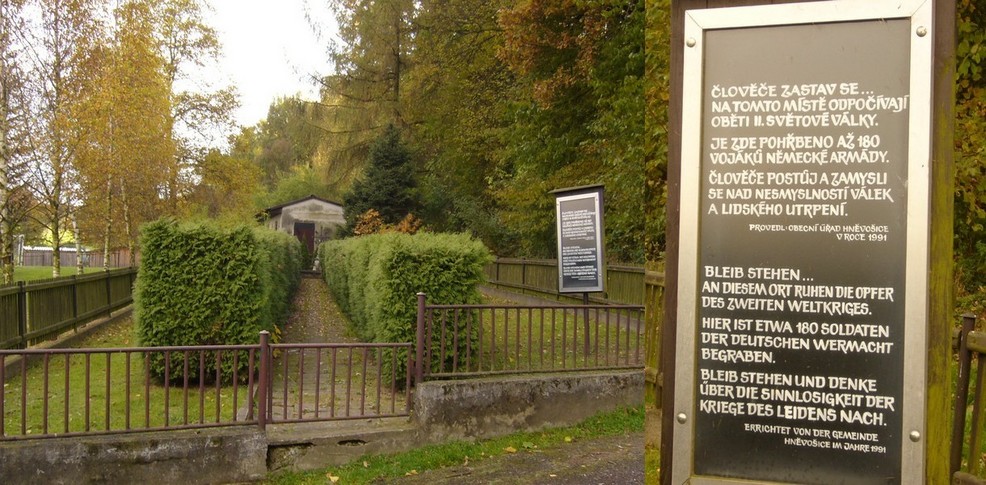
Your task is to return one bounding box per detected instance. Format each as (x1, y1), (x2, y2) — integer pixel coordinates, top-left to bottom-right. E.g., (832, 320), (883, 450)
(266, 405), (645, 484)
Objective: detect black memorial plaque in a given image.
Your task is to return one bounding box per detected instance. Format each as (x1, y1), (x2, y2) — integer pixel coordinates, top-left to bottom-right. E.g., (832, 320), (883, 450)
(692, 20), (910, 483)
(556, 187), (604, 293)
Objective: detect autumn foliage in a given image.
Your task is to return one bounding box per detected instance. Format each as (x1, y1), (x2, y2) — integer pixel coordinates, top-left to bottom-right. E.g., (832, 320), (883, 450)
(353, 209), (423, 237)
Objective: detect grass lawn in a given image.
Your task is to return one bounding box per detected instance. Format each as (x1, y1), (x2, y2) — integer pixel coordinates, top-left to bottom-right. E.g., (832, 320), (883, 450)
(12, 266), (79, 282)
(428, 295), (644, 375)
(265, 405), (645, 485)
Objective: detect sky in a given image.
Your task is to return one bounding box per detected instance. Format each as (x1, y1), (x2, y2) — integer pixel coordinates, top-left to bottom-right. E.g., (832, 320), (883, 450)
(206, 0), (336, 129)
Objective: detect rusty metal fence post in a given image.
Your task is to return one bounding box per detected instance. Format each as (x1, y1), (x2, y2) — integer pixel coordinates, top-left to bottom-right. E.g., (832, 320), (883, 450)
(257, 331), (270, 432)
(415, 293), (426, 385)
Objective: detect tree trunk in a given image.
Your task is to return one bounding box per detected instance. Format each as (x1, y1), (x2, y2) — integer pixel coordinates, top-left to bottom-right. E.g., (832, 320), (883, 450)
(102, 177), (112, 270)
(392, 11), (402, 127)
(51, 213), (60, 277)
(121, 178), (135, 267)
(72, 214), (83, 274)
(0, 12), (11, 286)
(0, 126), (10, 284)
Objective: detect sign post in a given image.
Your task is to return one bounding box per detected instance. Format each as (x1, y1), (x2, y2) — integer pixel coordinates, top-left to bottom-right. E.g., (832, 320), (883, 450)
(670, 1), (934, 483)
(554, 185), (605, 357)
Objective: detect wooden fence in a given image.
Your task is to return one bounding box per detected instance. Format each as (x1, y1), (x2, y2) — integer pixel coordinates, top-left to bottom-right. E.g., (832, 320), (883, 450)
(952, 314), (986, 483)
(20, 248), (138, 268)
(0, 268), (137, 350)
(644, 268), (664, 406)
(484, 258), (648, 305)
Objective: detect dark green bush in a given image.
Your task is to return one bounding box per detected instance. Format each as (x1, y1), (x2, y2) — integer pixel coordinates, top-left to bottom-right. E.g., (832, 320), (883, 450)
(135, 219), (302, 381)
(320, 232), (491, 381)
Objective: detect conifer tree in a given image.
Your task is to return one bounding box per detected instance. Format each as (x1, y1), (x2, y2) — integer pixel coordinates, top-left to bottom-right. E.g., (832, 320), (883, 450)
(342, 125), (418, 233)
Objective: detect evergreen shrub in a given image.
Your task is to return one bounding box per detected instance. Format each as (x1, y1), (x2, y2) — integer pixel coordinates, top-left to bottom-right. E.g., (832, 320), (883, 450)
(319, 232), (491, 380)
(134, 219), (302, 381)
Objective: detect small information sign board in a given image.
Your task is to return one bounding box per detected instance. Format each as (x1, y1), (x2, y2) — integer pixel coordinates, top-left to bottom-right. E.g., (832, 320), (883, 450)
(554, 185), (605, 294)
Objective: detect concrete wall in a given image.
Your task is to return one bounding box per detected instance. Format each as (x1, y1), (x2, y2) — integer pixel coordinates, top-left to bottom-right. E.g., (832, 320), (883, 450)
(0, 427), (267, 484)
(414, 369), (643, 441)
(0, 370), (642, 481)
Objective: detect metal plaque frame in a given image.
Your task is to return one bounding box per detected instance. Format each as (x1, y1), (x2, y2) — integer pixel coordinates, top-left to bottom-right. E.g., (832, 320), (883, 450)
(672, 1), (932, 483)
(555, 185), (606, 294)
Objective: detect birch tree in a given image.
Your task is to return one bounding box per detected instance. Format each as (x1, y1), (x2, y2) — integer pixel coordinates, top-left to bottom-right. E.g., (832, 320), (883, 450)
(0, 0), (29, 283)
(74, 0), (174, 269)
(24, 0), (102, 277)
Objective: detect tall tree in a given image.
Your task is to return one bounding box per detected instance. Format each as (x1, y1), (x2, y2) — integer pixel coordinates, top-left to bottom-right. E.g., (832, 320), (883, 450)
(406, 0), (516, 253)
(954, 0), (986, 313)
(153, 0), (237, 211)
(315, 0), (417, 179)
(24, 0), (103, 277)
(495, 0), (645, 261)
(256, 164), (338, 210)
(74, 0), (175, 268)
(0, 0), (30, 283)
(644, 0), (670, 262)
(185, 148), (261, 221)
(252, 96), (323, 187)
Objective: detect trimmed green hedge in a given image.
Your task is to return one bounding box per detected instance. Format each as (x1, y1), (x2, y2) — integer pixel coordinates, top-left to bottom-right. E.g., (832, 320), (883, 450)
(320, 232), (491, 380)
(135, 219), (302, 381)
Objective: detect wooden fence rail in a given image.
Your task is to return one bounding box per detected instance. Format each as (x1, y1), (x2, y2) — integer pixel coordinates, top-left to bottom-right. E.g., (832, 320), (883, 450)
(644, 269), (664, 406)
(0, 268), (137, 350)
(953, 314), (986, 483)
(484, 258), (648, 305)
(19, 248), (138, 268)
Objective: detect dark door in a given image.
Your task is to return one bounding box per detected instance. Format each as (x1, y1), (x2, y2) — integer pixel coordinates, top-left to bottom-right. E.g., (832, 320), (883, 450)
(294, 222), (316, 256)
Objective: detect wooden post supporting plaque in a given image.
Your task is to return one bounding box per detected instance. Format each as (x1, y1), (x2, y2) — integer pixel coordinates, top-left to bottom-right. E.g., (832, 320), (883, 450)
(661, 1), (954, 483)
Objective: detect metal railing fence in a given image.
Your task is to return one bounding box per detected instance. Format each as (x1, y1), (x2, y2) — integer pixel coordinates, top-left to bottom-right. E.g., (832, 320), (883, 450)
(0, 268), (137, 349)
(414, 293), (644, 381)
(0, 332), (413, 440)
(266, 342), (412, 424)
(0, 343), (261, 440)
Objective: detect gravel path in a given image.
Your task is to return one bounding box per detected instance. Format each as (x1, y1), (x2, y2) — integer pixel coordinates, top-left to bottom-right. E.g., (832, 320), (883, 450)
(281, 276), (359, 344)
(268, 277), (407, 421)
